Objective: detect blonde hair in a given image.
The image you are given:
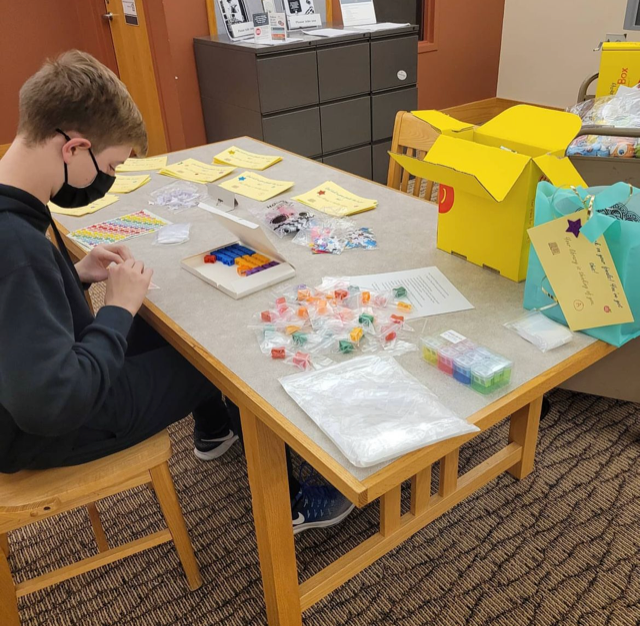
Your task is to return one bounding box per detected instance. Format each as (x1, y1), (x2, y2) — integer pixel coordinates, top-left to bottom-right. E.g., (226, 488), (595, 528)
(18, 50), (148, 156)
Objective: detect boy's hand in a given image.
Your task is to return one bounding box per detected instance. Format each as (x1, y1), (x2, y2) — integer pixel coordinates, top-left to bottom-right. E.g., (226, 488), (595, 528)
(104, 259), (153, 316)
(75, 244), (134, 284)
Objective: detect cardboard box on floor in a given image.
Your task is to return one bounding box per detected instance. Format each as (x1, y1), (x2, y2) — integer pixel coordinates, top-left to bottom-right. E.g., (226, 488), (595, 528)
(390, 105), (585, 282)
(596, 42), (640, 98)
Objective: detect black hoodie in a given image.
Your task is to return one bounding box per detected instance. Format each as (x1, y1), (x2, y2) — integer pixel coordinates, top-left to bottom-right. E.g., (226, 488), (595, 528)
(0, 184), (133, 473)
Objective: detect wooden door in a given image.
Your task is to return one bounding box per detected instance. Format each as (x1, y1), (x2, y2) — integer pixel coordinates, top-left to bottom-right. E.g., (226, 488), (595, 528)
(103, 0), (168, 155)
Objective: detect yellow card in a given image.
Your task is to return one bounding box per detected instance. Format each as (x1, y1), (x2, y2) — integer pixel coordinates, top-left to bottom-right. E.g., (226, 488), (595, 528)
(213, 146), (282, 171)
(160, 159), (236, 184)
(49, 195), (119, 217)
(219, 171), (293, 202)
(528, 209), (634, 331)
(292, 181), (378, 217)
(116, 156), (168, 172)
(110, 174), (151, 194)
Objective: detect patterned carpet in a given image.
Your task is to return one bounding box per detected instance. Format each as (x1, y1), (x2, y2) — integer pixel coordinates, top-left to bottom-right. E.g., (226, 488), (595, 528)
(8, 386), (640, 626)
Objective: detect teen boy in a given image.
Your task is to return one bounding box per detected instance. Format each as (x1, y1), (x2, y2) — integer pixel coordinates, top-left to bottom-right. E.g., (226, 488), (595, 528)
(0, 50), (353, 534)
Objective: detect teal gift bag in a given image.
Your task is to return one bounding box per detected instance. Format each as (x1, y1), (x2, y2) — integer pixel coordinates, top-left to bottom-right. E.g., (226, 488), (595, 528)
(523, 181), (640, 347)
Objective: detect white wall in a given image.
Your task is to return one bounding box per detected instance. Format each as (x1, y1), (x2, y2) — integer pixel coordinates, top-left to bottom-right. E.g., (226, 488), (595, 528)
(497, 0), (640, 109)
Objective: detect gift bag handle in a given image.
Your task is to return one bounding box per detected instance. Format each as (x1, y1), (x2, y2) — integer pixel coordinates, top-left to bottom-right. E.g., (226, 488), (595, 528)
(548, 183), (634, 243)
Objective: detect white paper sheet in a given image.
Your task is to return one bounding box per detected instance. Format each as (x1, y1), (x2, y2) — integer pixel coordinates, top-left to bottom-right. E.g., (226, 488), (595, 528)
(353, 22), (411, 31)
(339, 0), (377, 27)
(349, 267), (474, 319)
(303, 28), (357, 37)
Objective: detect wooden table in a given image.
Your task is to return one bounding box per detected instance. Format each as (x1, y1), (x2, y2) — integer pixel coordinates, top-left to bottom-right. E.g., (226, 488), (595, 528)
(56, 138), (614, 625)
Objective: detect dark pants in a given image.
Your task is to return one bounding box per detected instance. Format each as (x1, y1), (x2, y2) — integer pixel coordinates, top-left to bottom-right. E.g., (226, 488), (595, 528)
(62, 318), (300, 500)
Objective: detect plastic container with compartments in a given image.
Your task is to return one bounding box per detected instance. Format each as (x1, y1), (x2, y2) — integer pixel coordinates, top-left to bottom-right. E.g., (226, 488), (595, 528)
(420, 331), (513, 395)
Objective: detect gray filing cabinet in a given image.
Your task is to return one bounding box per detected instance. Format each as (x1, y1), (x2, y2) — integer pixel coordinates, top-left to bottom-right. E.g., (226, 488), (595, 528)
(194, 25), (418, 183)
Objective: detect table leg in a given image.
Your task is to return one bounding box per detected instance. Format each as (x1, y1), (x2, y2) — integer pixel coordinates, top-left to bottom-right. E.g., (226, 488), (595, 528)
(241, 407), (302, 626)
(508, 396), (543, 480)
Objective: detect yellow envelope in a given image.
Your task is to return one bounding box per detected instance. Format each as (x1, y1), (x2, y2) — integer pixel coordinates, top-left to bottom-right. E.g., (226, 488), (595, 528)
(213, 146), (282, 171)
(292, 181), (378, 217)
(116, 156), (168, 172)
(49, 195), (119, 217)
(528, 209), (634, 331)
(110, 174), (151, 194)
(218, 171), (293, 202)
(160, 159), (236, 184)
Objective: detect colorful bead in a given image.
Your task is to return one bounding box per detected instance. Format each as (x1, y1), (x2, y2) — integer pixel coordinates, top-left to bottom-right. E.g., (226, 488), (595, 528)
(292, 352), (311, 370)
(334, 289), (348, 301)
(350, 327), (364, 343)
(292, 332), (307, 346)
(393, 286), (407, 298)
(339, 340), (355, 354)
(397, 301), (413, 312)
(359, 313), (374, 327)
(285, 325), (301, 335)
(204, 254), (217, 264)
(390, 314), (404, 324)
(261, 311), (275, 323)
(271, 347), (286, 359)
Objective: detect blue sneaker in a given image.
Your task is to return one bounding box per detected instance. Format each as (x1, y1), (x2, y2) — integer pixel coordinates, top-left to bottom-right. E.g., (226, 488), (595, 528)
(291, 466), (355, 534)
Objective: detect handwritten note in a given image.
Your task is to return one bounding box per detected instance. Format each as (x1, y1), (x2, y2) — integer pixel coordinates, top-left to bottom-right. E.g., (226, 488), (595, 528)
(528, 209), (633, 330)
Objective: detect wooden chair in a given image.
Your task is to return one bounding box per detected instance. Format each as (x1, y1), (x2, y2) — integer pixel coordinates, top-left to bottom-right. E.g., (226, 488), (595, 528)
(0, 431), (202, 626)
(387, 110), (442, 201)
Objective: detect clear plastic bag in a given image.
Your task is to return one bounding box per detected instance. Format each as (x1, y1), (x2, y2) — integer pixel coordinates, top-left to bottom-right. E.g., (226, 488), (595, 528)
(153, 223), (191, 245)
(292, 217), (356, 254)
(505, 311), (573, 352)
(280, 355), (479, 467)
(568, 88), (640, 128)
(149, 181), (208, 212)
(252, 201), (315, 238)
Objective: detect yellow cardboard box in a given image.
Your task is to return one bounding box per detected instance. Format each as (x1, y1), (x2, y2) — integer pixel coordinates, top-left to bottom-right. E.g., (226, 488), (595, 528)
(389, 105), (585, 282)
(596, 42), (640, 97)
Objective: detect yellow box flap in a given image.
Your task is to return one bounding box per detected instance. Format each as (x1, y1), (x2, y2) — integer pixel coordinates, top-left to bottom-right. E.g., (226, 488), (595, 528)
(602, 42), (640, 51)
(411, 110), (474, 135)
(422, 134), (531, 201)
(475, 105), (582, 157)
(533, 154), (586, 188)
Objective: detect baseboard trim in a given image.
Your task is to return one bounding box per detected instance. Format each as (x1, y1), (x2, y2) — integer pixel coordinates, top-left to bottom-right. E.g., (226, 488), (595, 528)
(440, 97), (561, 125)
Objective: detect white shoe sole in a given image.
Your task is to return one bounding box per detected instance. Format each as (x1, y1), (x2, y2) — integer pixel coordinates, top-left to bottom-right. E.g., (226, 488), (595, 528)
(293, 503), (355, 535)
(194, 434), (239, 461)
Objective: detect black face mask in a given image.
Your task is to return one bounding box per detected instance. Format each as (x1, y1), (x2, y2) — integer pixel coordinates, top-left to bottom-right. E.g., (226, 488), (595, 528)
(50, 129), (116, 208)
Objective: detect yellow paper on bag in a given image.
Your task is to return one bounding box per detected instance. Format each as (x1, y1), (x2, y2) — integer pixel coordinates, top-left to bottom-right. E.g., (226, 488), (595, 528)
(160, 159), (236, 184)
(49, 195), (119, 217)
(110, 174), (151, 194)
(528, 209), (634, 331)
(213, 146), (282, 170)
(116, 156), (168, 172)
(218, 171), (293, 202)
(293, 181), (378, 217)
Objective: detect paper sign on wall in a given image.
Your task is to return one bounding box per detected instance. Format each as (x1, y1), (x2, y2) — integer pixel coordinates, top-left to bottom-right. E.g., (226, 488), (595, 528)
(122, 0), (139, 26)
(528, 209), (634, 330)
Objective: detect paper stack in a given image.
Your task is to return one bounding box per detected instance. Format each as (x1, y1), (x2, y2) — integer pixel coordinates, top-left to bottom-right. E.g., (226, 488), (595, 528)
(110, 174), (151, 194)
(49, 195), (119, 217)
(160, 158), (236, 184)
(116, 155), (168, 172)
(293, 181), (377, 217)
(219, 171), (293, 202)
(214, 146), (282, 171)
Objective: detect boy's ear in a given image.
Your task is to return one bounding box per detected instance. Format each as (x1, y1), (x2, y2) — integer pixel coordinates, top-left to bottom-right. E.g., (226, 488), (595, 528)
(60, 136), (92, 163)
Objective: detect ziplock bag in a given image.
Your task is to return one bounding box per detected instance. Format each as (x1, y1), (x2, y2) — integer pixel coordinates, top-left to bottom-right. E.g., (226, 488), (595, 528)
(280, 355), (478, 467)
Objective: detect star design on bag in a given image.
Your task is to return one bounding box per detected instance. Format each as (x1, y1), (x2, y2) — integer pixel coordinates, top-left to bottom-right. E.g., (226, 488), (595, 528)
(566, 218), (582, 238)
(228, 150), (236, 155)
(239, 176), (246, 181)
(318, 190), (326, 196)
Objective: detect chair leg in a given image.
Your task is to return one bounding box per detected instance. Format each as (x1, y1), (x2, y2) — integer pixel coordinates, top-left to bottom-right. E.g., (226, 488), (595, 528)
(150, 462), (202, 591)
(0, 548), (20, 626)
(0, 534), (9, 559)
(87, 503), (109, 553)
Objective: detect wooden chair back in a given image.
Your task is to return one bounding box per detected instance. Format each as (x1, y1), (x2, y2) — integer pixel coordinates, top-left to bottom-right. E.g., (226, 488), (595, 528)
(386, 111), (441, 202)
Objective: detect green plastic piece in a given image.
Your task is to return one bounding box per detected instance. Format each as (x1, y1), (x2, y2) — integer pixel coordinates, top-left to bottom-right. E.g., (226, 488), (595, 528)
(339, 340), (355, 354)
(292, 332), (307, 346)
(393, 286), (407, 298)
